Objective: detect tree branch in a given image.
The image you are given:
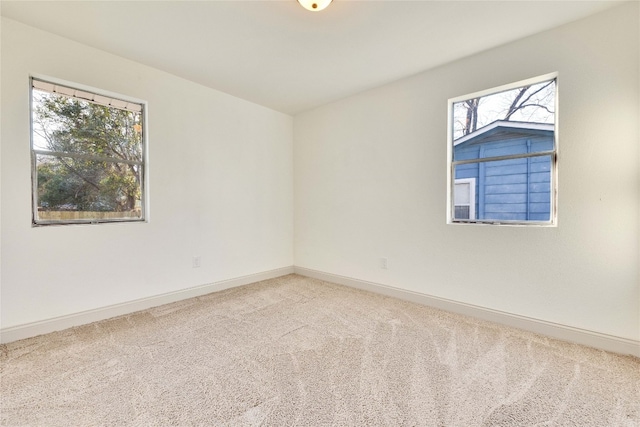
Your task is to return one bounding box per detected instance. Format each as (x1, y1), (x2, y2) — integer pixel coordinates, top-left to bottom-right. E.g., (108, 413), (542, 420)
(58, 157), (101, 190)
(504, 81), (554, 120)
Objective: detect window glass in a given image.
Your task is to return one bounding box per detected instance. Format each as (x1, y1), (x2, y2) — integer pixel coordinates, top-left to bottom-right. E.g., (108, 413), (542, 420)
(454, 179), (475, 220)
(31, 78), (146, 225)
(449, 76), (557, 225)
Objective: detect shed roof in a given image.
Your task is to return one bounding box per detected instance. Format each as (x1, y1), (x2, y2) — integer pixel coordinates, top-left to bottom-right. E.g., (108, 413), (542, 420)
(454, 120), (554, 147)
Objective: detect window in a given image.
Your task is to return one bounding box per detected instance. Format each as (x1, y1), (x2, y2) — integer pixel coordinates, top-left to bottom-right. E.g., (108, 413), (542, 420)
(447, 74), (557, 225)
(454, 178), (476, 220)
(30, 77), (146, 225)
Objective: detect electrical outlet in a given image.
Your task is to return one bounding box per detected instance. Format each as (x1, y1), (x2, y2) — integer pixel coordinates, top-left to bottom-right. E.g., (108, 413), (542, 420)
(380, 257), (388, 270)
(192, 256), (201, 268)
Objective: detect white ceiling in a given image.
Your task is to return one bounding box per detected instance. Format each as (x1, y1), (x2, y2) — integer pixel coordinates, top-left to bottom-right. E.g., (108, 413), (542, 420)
(1, 0), (622, 115)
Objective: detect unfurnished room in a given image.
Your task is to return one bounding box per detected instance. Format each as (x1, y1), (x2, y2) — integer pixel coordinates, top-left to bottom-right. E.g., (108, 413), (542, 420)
(0, 0), (639, 425)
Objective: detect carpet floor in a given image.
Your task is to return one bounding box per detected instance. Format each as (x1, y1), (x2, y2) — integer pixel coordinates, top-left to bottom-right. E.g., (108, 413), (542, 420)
(1, 274), (639, 426)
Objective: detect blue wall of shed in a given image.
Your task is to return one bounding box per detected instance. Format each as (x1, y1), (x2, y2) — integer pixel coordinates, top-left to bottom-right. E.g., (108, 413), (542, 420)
(454, 135), (553, 221)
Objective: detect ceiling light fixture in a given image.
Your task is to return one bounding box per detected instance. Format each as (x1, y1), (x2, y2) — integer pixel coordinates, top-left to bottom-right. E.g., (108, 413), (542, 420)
(298, 0), (332, 12)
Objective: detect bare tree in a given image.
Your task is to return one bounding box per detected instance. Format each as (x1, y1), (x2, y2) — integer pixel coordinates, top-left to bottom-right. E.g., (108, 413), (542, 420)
(463, 98), (480, 135)
(454, 80), (555, 138)
(503, 80), (555, 121)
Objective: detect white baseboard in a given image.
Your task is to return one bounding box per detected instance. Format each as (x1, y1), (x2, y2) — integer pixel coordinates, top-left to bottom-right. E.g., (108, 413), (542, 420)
(0, 266), (294, 344)
(294, 267), (640, 358)
(4, 265), (638, 358)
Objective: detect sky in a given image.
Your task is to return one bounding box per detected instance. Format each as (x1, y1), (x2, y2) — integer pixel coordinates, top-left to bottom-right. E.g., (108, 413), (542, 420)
(452, 79), (556, 140)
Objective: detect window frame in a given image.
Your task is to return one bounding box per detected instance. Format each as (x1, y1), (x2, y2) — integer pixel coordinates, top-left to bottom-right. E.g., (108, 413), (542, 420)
(30, 76), (149, 226)
(446, 73), (558, 226)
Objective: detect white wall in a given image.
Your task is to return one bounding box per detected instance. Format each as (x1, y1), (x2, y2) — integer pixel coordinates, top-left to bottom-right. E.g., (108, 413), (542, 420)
(1, 18), (294, 329)
(2, 4), (638, 348)
(294, 3), (639, 341)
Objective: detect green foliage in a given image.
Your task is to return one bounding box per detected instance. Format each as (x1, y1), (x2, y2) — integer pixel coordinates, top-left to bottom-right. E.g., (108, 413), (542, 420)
(33, 91), (143, 212)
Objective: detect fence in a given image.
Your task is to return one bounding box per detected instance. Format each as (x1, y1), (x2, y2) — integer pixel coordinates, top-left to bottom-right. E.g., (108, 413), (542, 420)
(38, 210), (141, 221)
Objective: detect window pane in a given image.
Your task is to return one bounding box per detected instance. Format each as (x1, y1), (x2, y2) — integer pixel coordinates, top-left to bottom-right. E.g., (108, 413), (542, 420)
(32, 89), (143, 160)
(452, 155), (552, 222)
(31, 79), (145, 225)
(452, 79), (556, 143)
(454, 182), (471, 204)
(449, 76), (556, 225)
(35, 154), (143, 222)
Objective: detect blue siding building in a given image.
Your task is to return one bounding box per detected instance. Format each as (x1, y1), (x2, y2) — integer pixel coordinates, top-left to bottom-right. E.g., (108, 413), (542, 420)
(453, 121), (554, 222)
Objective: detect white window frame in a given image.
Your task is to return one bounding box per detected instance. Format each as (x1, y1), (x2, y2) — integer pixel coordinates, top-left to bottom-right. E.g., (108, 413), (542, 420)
(446, 73), (558, 226)
(30, 76), (149, 226)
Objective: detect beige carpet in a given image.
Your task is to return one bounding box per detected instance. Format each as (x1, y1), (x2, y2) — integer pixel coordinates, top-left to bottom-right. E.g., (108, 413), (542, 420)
(1, 274), (639, 426)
